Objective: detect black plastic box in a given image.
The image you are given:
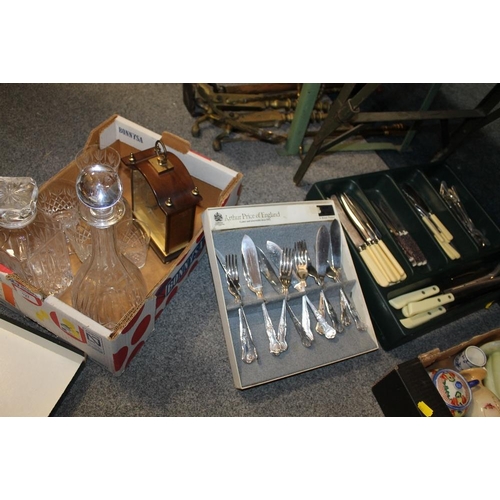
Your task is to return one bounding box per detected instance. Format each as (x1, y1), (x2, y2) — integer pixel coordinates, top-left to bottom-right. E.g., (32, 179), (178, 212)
(372, 328), (500, 417)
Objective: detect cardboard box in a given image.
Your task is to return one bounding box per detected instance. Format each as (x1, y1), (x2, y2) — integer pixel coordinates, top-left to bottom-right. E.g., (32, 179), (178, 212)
(202, 201), (379, 389)
(0, 115), (242, 375)
(372, 328), (500, 417)
(0, 312), (85, 416)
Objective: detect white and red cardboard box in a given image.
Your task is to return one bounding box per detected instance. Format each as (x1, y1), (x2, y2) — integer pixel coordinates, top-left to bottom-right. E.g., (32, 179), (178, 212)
(0, 115), (242, 375)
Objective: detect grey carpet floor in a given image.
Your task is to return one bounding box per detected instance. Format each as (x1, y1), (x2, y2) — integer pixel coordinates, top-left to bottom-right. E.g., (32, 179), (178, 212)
(1, 83), (499, 416)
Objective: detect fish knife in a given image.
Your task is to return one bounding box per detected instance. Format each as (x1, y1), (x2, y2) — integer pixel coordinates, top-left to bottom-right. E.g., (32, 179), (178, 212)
(329, 219), (367, 331)
(241, 235), (281, 355)
(315, 225), (342, 334)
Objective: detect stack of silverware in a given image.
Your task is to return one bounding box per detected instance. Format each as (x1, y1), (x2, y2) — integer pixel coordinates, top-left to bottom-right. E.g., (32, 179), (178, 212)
(216, 221), (368, 365)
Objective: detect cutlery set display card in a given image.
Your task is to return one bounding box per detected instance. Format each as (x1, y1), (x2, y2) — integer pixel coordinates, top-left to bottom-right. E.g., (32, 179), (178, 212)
(306, 163), (500, 350)
(202, 201), (378, 389)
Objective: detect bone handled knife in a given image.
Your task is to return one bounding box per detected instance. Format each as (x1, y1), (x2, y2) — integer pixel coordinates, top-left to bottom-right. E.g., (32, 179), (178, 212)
(401, 275), (500, 317)
(339, 193), (405, 284)
(400, 307), (447, 329)
(388, 285), (440, 309)
(402, 184), (460, 260)
(331, 195), (390, 287)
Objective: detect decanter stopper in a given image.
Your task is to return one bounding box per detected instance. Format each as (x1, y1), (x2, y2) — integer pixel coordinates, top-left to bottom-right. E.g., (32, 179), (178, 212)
(76, 162), (125, 227)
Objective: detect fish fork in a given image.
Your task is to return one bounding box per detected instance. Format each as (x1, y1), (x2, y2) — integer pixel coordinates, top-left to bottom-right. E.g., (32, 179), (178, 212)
(224, 254), (258, 364)
(298, 240), (341, 337)
(293, 241), (314, 339)
(294, 241), (337, 339)
(274, 250), (288, 353)
(327, 260), (367, 332)
(280, 247), (313, 347)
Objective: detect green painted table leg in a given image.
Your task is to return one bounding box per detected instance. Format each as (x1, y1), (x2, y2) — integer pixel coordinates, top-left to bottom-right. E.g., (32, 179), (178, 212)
(281, 83), (321, 155)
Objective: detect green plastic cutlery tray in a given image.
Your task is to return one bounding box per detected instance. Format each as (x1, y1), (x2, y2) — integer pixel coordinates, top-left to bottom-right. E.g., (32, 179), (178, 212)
(306, 163), (500, 349)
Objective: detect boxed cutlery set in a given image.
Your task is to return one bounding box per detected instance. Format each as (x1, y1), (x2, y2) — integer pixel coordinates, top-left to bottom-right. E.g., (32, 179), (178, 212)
(306, 163), (500, 350)
(0, 115), (242, 375)
(202, 200), (379, 389)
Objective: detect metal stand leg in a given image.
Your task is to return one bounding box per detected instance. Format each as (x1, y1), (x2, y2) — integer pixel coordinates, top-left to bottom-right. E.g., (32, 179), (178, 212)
(282, 83), (321, 155)
(293, 83), (380, 185)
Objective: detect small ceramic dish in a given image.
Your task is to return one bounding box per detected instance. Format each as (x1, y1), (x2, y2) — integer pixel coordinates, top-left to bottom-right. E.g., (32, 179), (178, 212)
(432, 368), (472, 416)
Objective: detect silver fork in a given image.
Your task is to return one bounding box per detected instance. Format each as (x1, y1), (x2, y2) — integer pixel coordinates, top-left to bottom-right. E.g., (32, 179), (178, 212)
(225, 254), (258, 364)
(299, 239), (342, 335)
(294, 242), (336, 339)
(327, 260), (367, 332)
(275, 250), (289, 353)
(280, 247), (313, 347)
(293, 241), (314, 340)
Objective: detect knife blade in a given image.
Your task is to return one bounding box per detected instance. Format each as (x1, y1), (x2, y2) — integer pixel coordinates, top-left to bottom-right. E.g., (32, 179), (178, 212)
(256, 247), (282, 293)
(331, 195), (390, 287)
(241, 235), (281, 355)
(316, 225), (330, 281)
(330, 218), (342, 271)
(241, 235), (264, 297)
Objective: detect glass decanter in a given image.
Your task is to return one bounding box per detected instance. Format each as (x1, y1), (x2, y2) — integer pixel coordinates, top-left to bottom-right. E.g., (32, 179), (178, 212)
(71, 154), (147, 330)
(0, 176), (73, 295)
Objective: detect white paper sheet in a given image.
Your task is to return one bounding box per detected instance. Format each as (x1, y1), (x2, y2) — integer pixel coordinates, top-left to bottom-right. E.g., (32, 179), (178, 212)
(0, 317), (85, 416)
